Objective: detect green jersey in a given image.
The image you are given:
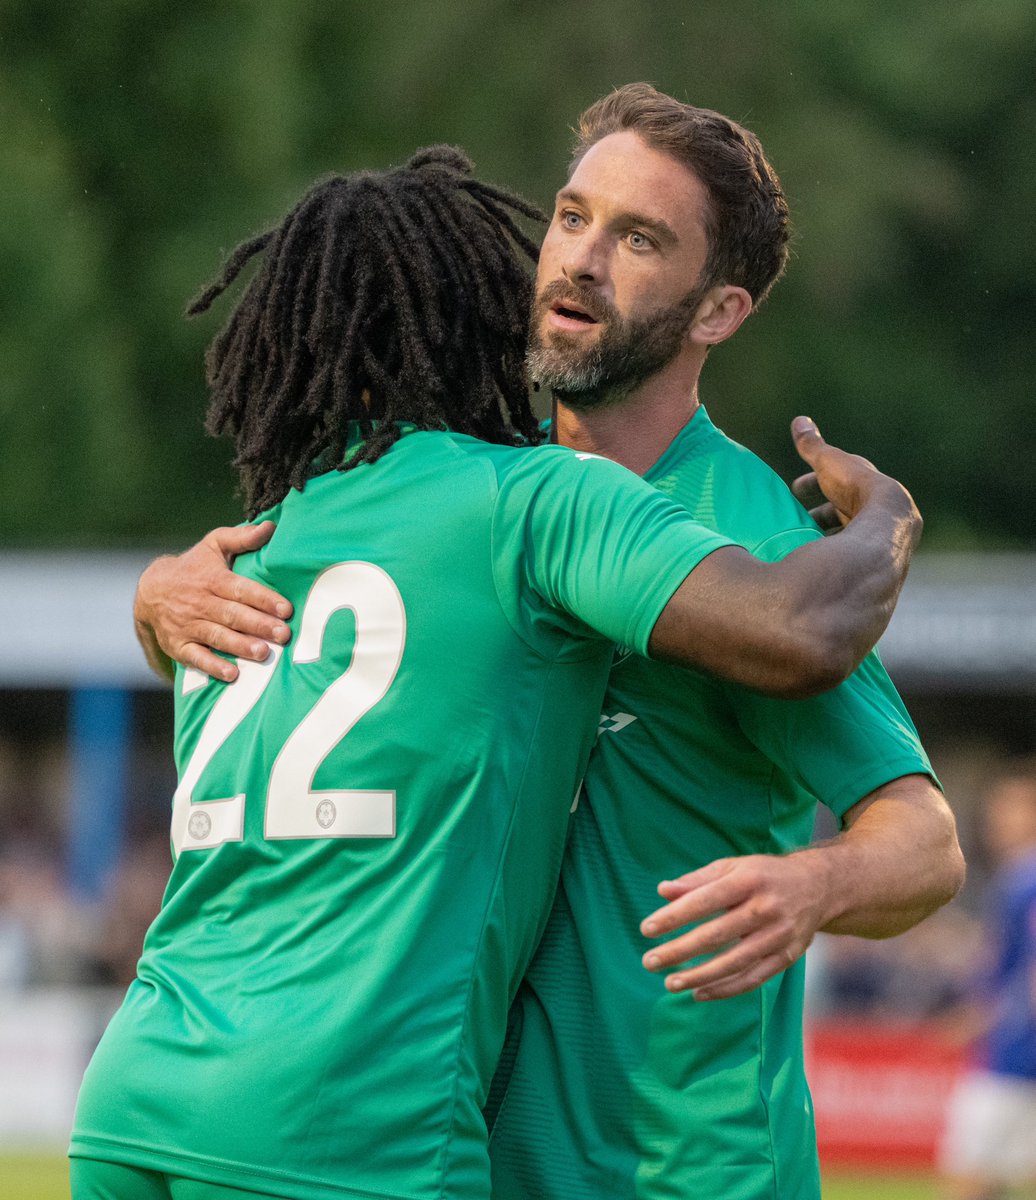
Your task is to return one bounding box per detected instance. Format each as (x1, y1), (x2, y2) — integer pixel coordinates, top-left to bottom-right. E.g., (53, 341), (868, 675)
(488, 409), (935, 1200)
(70, 427), (733, 1200)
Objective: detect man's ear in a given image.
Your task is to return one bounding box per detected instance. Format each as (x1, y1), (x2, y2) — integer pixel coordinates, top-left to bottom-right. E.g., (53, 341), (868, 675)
(688, 285), (753, 346)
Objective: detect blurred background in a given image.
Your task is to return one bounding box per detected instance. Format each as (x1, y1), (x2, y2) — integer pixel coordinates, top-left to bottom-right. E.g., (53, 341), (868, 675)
(1, 1), (1034, 1196)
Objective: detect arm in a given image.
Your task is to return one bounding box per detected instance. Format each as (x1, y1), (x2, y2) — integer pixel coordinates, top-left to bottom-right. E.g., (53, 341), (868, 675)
(639, 774), (965, 1001)
(805, 775), (965, 937)
(648, 418), (921, 697)
(133, 521), (293, 684)
(135, 418), (917, 697)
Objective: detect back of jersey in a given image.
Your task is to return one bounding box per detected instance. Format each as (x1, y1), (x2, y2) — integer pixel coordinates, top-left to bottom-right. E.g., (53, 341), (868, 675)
(69, 432), (606, 1200)
(71, 427), (730, 1200)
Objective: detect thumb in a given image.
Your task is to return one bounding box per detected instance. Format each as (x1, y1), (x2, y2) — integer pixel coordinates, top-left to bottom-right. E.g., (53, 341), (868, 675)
(790, 416), (825, 468)
(209, 520), (277, 561)
(237, 519), (277, 548)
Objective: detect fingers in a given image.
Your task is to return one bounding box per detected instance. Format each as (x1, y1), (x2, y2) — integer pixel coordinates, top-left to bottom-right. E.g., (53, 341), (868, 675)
(194, 618), (277, 663)
(790, 470), (821, 508)
(641, 854), (823, 1001)
(223, 598), (291, 645)
(807, 502), (847, 532)
(210, 581), (293, 631)
(643, 906), (748, 971)
(642, 883), (788, 972)
(641, 860), (742, 937)
(162, 623), (278, 683)
(161, 588), (290, 652)
(200, 523), (293, 618)
(666, 946), (801, 1001)
(642, 908), (807, 1001)
(791, 417), (879, 476)
(201, 527), (293, 620)
(791, 475), (846, 531)
(177, 643), (240, 684)
(149, 594), (286, 675)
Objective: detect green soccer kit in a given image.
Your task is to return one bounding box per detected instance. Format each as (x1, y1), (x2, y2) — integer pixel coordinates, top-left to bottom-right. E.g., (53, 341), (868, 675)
(488, 408), (935, 1200)
(70, 427), (735, 1200)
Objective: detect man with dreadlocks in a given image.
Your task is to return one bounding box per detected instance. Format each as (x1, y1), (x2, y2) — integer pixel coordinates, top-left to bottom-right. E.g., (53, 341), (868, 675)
(184, 145), (545, 513)
(74, 145), (921, 1200)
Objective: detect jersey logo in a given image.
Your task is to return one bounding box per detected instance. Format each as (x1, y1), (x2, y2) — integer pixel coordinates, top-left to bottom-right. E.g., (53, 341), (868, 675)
(612, 643), (634, 667)
(187, 811), (213, 841)
(597, 712), (638, 739)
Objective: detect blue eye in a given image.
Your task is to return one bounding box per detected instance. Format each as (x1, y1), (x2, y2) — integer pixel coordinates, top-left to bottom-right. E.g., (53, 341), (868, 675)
(561, 210), (583, 229)
(628, 230), (651, 250)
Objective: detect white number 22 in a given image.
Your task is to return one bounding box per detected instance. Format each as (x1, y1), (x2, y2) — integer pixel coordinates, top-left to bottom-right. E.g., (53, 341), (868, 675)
(170, 562), (406, 857)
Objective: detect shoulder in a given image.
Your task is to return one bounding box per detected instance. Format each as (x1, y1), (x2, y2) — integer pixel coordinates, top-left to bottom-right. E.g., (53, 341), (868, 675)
(658, 415), (820, 556)
(493, 441), (658, 506)
(369, 430), (530, 499)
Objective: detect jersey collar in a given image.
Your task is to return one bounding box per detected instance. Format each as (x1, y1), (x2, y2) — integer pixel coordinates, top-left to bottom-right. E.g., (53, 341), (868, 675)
(642, 405), (718, 484)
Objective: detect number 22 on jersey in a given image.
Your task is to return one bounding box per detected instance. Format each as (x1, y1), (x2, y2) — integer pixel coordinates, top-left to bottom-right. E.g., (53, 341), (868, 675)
(170, 562), (407, 857)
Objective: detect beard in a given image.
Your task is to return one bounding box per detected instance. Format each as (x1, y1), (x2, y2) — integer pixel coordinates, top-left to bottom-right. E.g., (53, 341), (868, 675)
(526, 278), (708, 409)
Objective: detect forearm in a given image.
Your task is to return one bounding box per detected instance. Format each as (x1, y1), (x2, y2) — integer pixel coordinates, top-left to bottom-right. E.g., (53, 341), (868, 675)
(649, 421), (922, 698)
(800, 775), (965, 939)
(649, 488), (919, 698)
(640, 774), (963, 1000)
(771, 485), (921, 683)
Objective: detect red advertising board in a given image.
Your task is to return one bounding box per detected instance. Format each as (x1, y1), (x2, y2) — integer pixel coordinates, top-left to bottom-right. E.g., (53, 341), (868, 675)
(807, 1021), (966, 1169)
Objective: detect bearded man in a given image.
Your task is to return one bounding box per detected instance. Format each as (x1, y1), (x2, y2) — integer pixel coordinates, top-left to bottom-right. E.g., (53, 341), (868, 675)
(134, 86), (963, 1199)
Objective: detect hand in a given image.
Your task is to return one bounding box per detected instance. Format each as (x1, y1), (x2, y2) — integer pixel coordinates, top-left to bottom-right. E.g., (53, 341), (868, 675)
(134, 522), (293, 683)
(789, 416), (919, 535)
(639, 851), (832, 1001)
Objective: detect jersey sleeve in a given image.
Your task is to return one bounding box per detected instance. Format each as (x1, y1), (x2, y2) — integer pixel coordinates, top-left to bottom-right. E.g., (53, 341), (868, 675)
(492, 447), (736, 661)
(727, 651), (938, 823)
(719, 517), (937, 822)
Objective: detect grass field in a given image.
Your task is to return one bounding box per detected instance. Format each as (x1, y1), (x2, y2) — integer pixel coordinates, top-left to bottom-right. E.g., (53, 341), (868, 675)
(0, 1155), (69, 1200)
(0, 1156), (939, 1200)
(822, 1171), (937, 1199)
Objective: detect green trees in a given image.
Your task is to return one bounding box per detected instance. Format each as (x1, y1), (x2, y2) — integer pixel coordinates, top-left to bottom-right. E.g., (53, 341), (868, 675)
(2, 1), (1031, 547)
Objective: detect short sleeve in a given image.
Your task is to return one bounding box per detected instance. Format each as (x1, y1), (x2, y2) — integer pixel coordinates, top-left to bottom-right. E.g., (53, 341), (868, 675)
(717, 513), (936, 821)
(492, 448), (735, 661)
(728, 651), (938, 823)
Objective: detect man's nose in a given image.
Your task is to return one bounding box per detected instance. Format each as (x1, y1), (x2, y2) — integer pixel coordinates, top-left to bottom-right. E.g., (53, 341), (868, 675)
(562, 233), (607, 286)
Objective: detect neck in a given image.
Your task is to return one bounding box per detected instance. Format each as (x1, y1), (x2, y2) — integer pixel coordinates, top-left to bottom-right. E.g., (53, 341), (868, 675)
(552, 357), (702, 476)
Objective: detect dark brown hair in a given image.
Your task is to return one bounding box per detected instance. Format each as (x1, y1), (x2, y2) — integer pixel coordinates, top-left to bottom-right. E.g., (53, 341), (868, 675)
(573, 83), (790, 307)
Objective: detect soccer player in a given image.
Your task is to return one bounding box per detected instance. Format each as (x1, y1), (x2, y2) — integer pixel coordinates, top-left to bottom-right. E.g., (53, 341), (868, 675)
(938, 763), (1036, 1200)
(486, 89), (962, 1199)
(486, 89), (963, 1199)
(72, 147), (920, 1200)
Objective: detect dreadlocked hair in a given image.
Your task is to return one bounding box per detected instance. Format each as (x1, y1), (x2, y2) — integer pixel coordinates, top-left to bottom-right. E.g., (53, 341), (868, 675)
(188, 145), (547, 517)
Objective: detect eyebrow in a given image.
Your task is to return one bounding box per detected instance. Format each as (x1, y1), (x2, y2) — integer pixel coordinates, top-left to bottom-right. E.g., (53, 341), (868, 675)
(556, 187), (680, 248)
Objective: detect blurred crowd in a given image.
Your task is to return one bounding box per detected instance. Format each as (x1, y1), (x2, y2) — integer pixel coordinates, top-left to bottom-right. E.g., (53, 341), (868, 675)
(0, 709), (173, 991)
(0, 828), (172, 991)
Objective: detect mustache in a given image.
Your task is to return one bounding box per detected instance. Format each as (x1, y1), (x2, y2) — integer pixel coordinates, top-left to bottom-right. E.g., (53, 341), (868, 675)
(534, 279), (617, 325)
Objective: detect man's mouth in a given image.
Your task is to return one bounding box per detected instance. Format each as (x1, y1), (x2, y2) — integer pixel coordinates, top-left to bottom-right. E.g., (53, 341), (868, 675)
(551, 300), (598, 324)
(544, 295), (604, 335)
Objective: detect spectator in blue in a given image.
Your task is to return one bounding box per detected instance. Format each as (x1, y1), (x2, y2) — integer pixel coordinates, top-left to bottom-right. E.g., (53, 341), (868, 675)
(939, 760), (1036, 1200)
